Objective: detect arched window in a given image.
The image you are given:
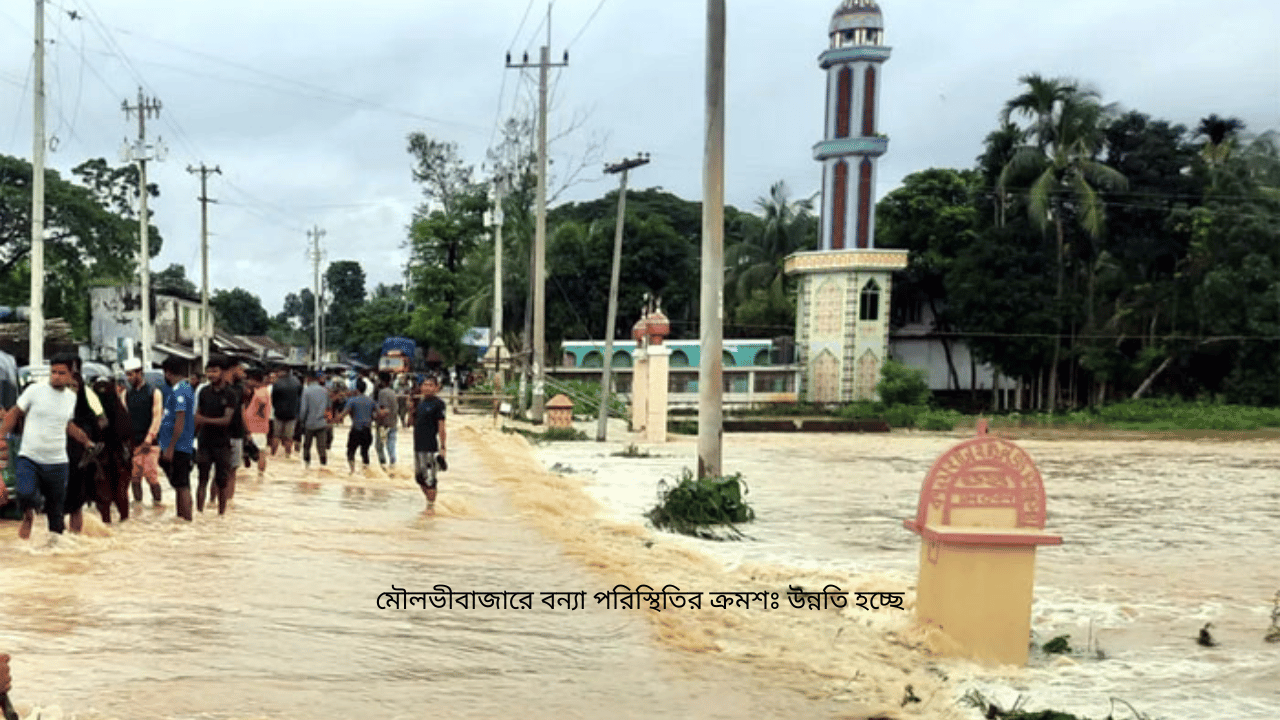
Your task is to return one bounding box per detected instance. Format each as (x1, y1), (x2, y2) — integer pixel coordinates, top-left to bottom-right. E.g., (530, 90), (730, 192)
(753, 349), (770, 367)
(859, 279), (881, 321)
(611, 350), (633, 368)
(722, 351), (737, 367)
(671, 350), (690, 367)
(582, 351), (604, 368)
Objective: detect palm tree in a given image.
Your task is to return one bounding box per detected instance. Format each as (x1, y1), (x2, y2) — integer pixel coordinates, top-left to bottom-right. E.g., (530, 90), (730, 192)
(998, 76), (1127, 410)
(726, 181), (816, 303)
(1196, 114), (1246, 166)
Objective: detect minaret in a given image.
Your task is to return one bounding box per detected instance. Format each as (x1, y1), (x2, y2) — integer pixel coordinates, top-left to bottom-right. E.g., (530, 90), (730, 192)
(785, 0), (908, 404)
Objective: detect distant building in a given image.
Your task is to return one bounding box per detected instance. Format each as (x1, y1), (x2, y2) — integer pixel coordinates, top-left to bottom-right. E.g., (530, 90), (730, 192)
(89, 285), (307, 371)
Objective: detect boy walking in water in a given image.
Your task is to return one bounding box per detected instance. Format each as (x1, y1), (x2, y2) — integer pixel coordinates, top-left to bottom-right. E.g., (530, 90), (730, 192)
(413, 376), (447, 512)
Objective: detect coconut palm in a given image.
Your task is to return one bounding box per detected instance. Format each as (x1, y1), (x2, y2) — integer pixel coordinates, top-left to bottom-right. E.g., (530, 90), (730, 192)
(726, 181), (816, 302)
(998, 77), (1128, 410)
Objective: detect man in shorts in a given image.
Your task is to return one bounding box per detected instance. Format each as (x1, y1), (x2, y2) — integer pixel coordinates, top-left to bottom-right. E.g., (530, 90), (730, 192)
(270, 366), (301, 458)
(225, 359), (248, 503)
(244, 369), (272, 477)
(0, 354), (95, 539)
(158, 356), (196, 521)
(121, 357), (163, 506)
(413, 376), (447, 512)
(194, 356), (236, 515)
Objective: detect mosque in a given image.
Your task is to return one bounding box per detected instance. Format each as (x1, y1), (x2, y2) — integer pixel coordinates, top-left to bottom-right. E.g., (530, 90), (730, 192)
(558, 1), (1006, 406)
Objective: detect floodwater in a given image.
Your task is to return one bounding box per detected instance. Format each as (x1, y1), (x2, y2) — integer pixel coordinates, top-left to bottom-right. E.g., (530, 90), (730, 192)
(0, 421), (858, 720)
(6, 417), (1279, 720)
(537, 428), (1280, 719)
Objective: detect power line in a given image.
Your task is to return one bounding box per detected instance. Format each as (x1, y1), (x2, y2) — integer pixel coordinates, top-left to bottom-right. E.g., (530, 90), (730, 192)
(100, 26), (487, 134)
(507, 0), (537, 52)
(566, 0), (609, 50)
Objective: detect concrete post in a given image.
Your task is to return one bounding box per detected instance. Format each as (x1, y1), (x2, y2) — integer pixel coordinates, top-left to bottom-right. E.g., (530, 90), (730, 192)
(631, 347), (648, 433)
(645, 345), (670, 444)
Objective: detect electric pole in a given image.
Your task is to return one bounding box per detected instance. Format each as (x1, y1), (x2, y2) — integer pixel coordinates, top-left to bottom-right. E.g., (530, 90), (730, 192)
(597, 153), (650, 442)
(308, 227), (326, 371)
(122, 88), (164, 369)
(698, 0), (726, 479)
(491, 176), (507, 396)
(505, 7), (568, 424)
(187, 163), (221, 369)
(29, 0), (46, 369)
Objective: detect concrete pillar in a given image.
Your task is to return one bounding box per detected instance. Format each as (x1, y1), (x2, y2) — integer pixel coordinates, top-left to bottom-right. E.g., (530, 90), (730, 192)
(631, 347), (648, 433)
(645, 345), (670, 443)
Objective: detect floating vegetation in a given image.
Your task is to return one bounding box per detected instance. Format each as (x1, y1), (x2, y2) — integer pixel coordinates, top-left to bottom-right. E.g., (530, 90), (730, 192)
(542, 427), (588, 442)
(612, 443), (651, 458)
(645, 468), (755, 541)
(960, 690), (1154, 720)
(1042, 634), (1072, 654)
(501, 425), (589, 444)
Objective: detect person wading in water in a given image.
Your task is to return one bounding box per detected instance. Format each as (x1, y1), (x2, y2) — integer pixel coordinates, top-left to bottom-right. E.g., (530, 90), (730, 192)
(412, 376), (447, 513)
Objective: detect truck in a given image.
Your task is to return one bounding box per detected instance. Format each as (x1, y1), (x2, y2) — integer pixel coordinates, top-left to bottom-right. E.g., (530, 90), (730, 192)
(379, 337), (416, 375)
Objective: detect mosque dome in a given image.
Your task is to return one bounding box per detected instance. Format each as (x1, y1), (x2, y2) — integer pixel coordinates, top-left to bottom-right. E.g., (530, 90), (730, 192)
(830, 0), (884, 46)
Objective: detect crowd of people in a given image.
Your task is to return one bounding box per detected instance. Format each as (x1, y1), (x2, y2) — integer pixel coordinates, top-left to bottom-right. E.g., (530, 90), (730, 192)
(0, 355), (449, 539)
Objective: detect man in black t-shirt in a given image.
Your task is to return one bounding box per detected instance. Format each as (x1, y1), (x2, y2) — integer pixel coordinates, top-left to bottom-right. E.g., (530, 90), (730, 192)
(269, 367), (302, 459)
(194, 356), (236, 515)
(413, 376), (447, 512)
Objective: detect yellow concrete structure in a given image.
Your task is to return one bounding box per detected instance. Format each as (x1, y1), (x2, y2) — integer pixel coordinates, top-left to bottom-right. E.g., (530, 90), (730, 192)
(903, 422), (1061, 666)
(546, 394), (574, 429)
(644, 344), (669, 444)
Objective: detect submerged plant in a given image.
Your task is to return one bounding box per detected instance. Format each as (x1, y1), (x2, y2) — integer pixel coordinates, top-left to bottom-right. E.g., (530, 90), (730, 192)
(645, 468), (755, 540)
(1042, 634), (1072, 654)
(612, 443), (651, 458)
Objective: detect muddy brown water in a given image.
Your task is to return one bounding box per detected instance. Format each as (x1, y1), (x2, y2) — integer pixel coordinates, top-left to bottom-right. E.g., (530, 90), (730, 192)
(1, 422), (864, 720)
(535, 427), (1280, 719)
(5, 419), (1279, 719)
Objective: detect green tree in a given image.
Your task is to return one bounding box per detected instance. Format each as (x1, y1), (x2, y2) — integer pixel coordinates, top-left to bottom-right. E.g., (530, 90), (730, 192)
(0, 154), (156, 337)
(349, 295), (412, 363)
(998, 74), (1127, 409)
(876, 168), (983, 389)
(211, 288), (270, 335)
(278, 288), (316, 339)
(324, 260), (367, 352)
(152, 263), (198, 296)
(406, 134), (489, 363)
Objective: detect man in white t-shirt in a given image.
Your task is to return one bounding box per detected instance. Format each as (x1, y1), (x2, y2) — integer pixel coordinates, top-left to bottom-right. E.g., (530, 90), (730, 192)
(0, 354), (96, 539)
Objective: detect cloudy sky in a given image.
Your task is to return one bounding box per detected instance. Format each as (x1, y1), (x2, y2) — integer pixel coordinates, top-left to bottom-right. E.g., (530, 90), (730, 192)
(1, 0), (1276, 317)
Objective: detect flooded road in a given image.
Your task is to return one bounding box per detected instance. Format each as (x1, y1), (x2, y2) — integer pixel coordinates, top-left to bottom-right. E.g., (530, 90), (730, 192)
(538, 428), (1280, 719)
(0, 423), (853, 720)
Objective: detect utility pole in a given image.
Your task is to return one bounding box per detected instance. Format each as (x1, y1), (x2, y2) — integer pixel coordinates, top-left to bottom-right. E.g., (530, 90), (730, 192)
(122, 88), (164, 369)
(698, 0), (726, 479)
(307, 227), (326, 371)
(491, 176), (506, 397)
(597, 153), (650, 442)
(506, 7), (568, 424)
(187, 163), (221, 370)
(29, 0), (46, 369)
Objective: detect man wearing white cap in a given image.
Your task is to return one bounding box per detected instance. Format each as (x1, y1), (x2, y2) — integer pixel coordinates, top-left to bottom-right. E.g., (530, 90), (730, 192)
(121, 357), (164, 506)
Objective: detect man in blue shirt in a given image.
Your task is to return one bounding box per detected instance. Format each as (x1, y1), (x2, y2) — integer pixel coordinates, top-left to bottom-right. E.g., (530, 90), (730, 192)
(336, 390), (377, 475)
(157, 356), (197, 521)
